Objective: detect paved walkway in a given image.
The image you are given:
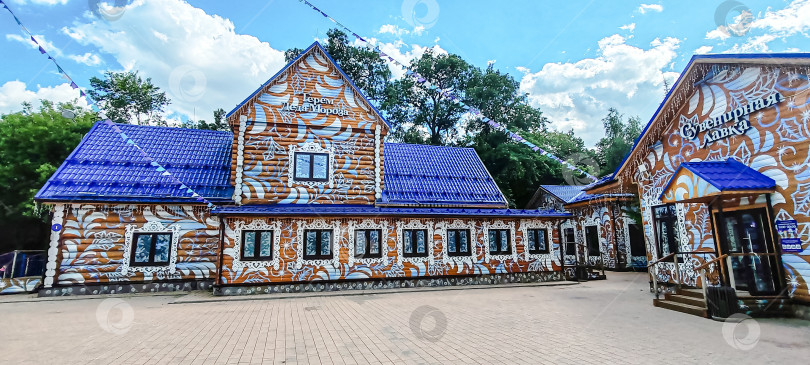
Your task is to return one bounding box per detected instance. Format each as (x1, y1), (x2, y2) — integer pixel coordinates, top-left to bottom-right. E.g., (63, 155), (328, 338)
(1, 272), (808, 364)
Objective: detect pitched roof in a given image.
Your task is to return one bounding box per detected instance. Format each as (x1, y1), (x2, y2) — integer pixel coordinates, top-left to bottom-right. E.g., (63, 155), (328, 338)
(212, 204), (569, 218)
(35, 122), (234, 203)
(538, 185), (585, 203)
(226, 41), (390, 130)
(659, 158), (776, 202)
(379, 143), (508, 207)
(608, 53), (810, 185)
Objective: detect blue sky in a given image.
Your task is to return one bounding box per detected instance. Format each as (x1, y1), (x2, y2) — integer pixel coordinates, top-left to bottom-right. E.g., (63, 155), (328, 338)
(1, 0), (808, 145)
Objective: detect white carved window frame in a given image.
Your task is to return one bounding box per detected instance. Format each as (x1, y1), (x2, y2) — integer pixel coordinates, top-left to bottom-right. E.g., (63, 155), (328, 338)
(287, 141), (335, 188)
(483, 220), (518, 263)
(347, 219), (389, 266)
(232, 219), (282, 271)
(396, 220), (435, 266)
(437, 219), (477, 266)
(519, 219), (556, 262)
(121, 221), (180, 276)
(560, 220), (579, 263)
(295, 219), (341, 269)
(583, 215), (602, 259)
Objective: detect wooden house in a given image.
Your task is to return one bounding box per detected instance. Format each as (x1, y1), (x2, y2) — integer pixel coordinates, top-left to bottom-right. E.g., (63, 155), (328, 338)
(590, 53), (810, 318)
(526, 184), (645, 280)
(34, 42), (570, 296)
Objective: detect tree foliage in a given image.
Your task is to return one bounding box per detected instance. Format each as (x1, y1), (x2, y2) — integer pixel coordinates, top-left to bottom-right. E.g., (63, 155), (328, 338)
(88, 70), (170, 125)
(286, 29), (391, 104)
(595, 108), (642, 176)
(0, 102), (96, 251)
(192, 108), (229, 131)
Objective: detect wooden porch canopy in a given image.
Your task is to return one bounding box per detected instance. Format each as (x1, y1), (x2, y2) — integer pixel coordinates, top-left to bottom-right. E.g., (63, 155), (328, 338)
(659, 158), (776, 204)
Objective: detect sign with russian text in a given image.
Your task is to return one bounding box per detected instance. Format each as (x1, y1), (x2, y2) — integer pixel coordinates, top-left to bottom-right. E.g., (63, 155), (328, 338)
(281, 93), (350, 117)
(679, 92), (784, 148)
(775, 219), (802, 253)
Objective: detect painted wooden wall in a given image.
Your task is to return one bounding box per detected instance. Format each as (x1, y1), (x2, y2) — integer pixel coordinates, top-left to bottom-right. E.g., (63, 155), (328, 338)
(227, 46), (387, 206)
(624, 65), (810, 301)
(219, 216), (563, 285)
(46, 203), (219, 286)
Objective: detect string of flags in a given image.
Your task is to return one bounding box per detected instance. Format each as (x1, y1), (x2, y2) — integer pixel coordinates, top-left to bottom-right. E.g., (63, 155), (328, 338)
(0, 0), (218, 208)
(297, 0), (598, 182)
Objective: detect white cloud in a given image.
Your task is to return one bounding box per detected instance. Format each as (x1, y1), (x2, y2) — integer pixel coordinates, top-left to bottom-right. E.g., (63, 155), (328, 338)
(487, 59), (497, 66)
(6, 33), (62, 56)
(8, 0), (69, 5)
(518, 34), (680, 146)
(358, 38), (448, 79)
(752, 0), (810, 37)
(378, 24), (410, 36)
(63, 0), (286, 123)
(412, 25), (425, 36)
(68, 52), (103, 66)
(0, 81), (89, 114)
(706, 0), (810, 53)
(620, 23), (636, 32)
(694, 45), (713, 54)
(638, 4), (663, 14)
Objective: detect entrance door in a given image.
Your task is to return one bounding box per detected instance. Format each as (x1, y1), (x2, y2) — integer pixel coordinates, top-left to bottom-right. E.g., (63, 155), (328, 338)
(717, 208), (780, 295)
(585, 225), (600, 259)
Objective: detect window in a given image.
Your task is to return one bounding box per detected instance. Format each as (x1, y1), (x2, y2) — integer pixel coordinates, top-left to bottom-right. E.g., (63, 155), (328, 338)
(488, 229), (511, 255)
(446, 229), (471, 256)
(652, 204), (678, 261)
(131, 233), (173, 266)
(355, 229), (382, 259)
(242, 230), (273, 261)
(304, 229), (332, 260)
(527, 229), (549, 254)
(585, 226), (600, 256)
(294, 152), (329, 182)
(564, 228), (576, 255)
(402, 229), (429, 258)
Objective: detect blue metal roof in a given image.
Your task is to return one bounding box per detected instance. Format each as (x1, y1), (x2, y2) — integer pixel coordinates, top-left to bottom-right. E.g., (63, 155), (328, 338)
(35, 122), (234, 203)
(380, 143), (508, 207)
(566, 191), (635, 205)
(212, 204), (570, 218)
(226, 41), (390, 129)
(539, 185), (585, 203)
(659, 158), (776, 200)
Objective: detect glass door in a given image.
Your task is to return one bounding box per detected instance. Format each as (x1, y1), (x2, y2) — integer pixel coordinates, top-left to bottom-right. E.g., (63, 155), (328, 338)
(718, 208), (779, 295)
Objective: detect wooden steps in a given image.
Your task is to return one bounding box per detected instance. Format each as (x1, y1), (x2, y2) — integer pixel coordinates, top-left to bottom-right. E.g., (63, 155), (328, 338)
(653, 288), (709, 318)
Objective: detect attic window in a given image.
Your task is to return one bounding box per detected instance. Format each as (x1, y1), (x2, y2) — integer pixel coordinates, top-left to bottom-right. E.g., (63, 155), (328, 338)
(294, 152), (329, 182)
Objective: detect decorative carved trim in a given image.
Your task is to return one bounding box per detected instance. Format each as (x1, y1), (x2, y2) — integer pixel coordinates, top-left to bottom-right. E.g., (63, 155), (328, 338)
(347, 220), (389, 266)
(232, 219), (282, 270)
(582, 214), (601, 259)
(287, 142), (335, 188)
(121, 221), (180, 276)
(436, 219), (477, 266)
(233, 116), (248, 205)
(483, 220), (517, 263)
(374, 127), (382, 199)
(519, 219), (556, 262)
(561, 220), (579, 265)
(396, 220), (435, 266)
(44, 204), (65, 288)
(295, 219), (341, 269)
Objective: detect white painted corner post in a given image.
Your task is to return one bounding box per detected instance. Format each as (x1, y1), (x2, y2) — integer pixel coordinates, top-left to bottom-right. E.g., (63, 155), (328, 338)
(43, 204), (65, 288)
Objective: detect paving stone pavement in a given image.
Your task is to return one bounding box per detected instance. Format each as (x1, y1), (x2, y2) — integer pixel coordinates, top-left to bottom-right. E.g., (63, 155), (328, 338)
(1, 272), (808, 364)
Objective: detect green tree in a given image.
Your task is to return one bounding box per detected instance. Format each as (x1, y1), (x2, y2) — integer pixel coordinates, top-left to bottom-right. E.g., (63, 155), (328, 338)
(286, 29), (392, 104)
(192, 108), (229, 131)
(595, 108), (642, 176)
(0, 102), (96, 251)
(382, 50), (476, 145)
(88, 70), (170, 125)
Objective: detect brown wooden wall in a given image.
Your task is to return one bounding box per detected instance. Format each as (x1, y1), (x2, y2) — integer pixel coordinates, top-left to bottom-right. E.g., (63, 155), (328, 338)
(227, 46), (387, 206)
(219, 216), (564, 285)
(49, 203), (219, 286)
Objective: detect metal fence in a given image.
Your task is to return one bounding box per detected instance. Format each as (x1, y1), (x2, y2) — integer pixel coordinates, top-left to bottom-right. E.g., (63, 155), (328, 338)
(0, 250), (46, 279)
